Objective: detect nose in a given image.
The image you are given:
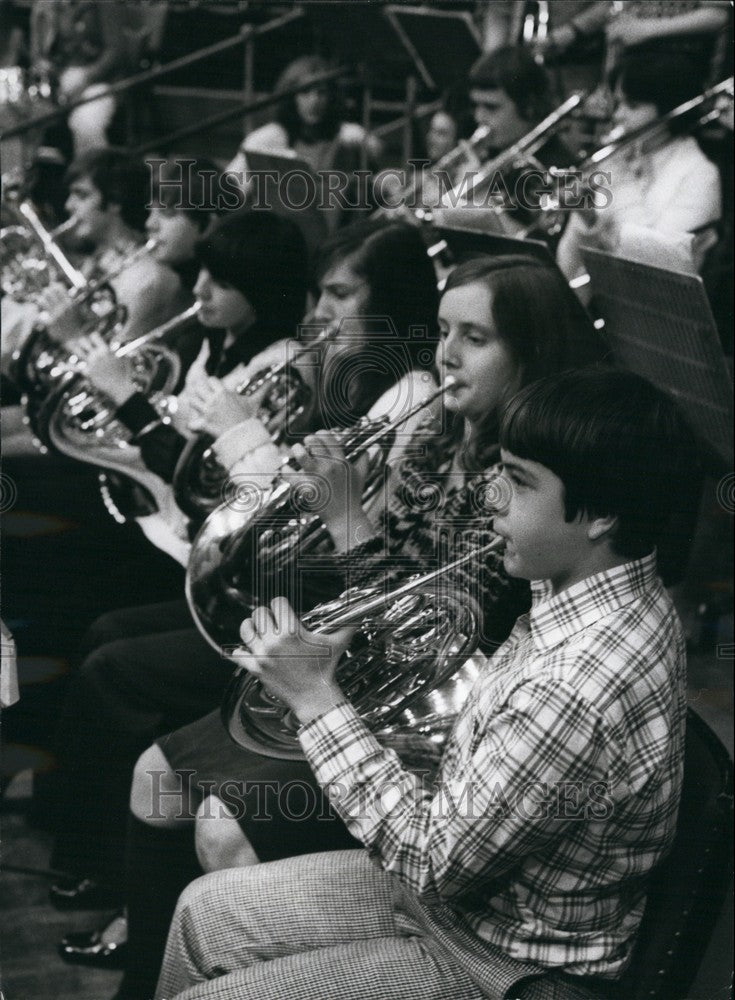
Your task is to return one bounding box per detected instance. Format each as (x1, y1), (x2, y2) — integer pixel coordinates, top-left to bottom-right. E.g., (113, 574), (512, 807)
(193, 272), (209, 300)
(313, 291), (333, 323)
(442, 328), (461, 370)
(145, 212), (158, 234)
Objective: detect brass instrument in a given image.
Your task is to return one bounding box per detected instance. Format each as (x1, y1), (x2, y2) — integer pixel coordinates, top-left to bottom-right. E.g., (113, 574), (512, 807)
(186, 379), (450, 660)
(9, 235), (157, 403)
(1, 209), (83, 301)
(43, 303), (200, 512)
(440, 91), (583, 209)
(523, 77), (734, 246)
(223, 535), (503, 760)
(582, 76), (734, 170)
(172, 322), (341, 523)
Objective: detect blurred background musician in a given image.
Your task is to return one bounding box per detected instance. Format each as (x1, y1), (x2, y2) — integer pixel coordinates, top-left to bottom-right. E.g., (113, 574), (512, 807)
(226, 54), (382, 232)
(29, 0), (129, 154)
(557, 50), (723, 288)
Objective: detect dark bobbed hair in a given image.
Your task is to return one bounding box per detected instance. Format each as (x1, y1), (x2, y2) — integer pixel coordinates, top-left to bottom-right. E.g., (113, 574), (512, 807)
(499, 368), (699, 561)
(196, 208), (308, 333)
(611, 51), (703, 134)
(439, 254), (607, 468)
(274, 55), (343, 144)
(152, 157), (221, 232)
(66, 147), (149, 232)
(469, 45), (551, 122)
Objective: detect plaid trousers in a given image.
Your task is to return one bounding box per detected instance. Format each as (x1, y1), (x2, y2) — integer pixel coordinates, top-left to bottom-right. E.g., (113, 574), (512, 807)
(155, 850), (613, 1000)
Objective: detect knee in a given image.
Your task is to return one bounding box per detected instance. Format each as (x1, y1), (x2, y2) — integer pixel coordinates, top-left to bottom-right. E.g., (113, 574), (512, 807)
(131, 744), (194, 826)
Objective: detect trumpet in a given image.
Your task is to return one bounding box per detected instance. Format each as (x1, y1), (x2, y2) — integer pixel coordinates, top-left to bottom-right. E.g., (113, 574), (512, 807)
(172, 322), (341, 523)
(186, 379), (452, 659)
(223, 535), (503, 760)
(43, 303), (200, 512)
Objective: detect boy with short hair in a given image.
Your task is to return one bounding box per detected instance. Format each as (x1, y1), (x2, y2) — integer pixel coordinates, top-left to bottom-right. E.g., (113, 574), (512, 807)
(155, 368), (692, 1000)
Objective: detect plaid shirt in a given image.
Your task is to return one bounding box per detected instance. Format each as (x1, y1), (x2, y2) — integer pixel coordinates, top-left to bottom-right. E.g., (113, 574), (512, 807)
(300, 552), (687, 982)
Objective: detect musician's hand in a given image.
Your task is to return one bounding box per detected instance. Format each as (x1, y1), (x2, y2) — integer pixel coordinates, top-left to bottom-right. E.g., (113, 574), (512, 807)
(235, 597), (353, 724)
(187, 377), (261, 436)
(36, 283), (84, 343)
(73, 332), (137, 407)
(288, 430), (374, 551)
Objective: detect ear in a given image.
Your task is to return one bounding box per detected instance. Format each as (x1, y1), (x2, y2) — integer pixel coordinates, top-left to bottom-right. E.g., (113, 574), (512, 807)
(587, 515), (617, 542)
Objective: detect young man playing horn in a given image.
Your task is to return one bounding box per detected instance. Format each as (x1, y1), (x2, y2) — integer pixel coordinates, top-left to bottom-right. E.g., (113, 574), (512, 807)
(156, 368), (692, 1000)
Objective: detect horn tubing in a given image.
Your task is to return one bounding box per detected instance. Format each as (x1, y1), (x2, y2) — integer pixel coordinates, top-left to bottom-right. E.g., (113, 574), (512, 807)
(305, 535), (505, 633)
(115, 302), (201, 357)
(17, 201), (86, 288)
(234, 321), (340, 396)
(586, 76), (733, 167)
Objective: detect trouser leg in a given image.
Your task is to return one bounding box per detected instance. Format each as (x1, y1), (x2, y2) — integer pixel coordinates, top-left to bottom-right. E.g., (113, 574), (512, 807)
(156, 850), (487, 1000)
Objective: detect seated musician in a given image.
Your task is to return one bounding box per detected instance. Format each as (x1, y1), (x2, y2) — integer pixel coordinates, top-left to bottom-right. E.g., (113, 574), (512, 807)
(2, 148), (173, 384)
(39, 155), (219, 370)
(66, 255), (603, 999)
(157, 367), (693, 1000)
(557, 50), (723, 287)
(226, 54), (381, 231)
(29, 0), (131, 153)
(439, 45), (573, 234)
(73, 207), (309, 489)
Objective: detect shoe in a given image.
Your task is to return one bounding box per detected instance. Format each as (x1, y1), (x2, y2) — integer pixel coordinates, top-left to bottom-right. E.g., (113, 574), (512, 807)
(58, 928), (128, 969)
(49, 876), (122, 910)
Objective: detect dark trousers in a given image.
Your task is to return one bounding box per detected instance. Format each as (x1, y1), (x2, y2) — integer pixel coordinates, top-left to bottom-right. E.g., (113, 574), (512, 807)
(50, 601), (231, 889)
(2, 453), (185, 754)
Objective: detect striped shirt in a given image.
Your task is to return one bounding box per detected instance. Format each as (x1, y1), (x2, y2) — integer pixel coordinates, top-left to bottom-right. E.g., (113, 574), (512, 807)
(300, 551), (687, 980)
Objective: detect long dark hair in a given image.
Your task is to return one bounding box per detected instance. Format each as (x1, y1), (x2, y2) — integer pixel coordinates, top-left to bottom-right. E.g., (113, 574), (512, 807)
(274, 55), (343, 144)
(437, 254), (606, 471)
(312, 219), (440, 421)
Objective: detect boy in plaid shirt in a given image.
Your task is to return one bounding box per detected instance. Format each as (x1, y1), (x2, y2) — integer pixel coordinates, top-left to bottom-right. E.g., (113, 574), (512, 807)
(156, 369), (693, 1000)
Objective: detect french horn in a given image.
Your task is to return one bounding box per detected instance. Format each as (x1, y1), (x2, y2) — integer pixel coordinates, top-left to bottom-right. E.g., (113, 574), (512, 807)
(185, 379), (449, 660)
(43, 304), (200, 511)
(171, 322), (340, 523)
(222, 536), (503, 760)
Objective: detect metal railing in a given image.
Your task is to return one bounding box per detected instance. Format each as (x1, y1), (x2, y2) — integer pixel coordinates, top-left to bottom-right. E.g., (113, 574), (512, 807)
(1, 7), (304, 141)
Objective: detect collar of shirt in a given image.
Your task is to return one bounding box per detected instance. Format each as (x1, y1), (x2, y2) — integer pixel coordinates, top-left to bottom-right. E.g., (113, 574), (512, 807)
(527, 550), (659, 654)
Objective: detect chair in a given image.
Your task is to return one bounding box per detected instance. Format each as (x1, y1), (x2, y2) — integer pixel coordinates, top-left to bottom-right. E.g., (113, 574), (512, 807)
(615, 708), (733, 999)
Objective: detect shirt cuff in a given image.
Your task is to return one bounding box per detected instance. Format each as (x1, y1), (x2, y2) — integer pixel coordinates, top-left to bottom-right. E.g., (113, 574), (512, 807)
(116, 392), (159, 434)
(211, 418), (274, 470)
(299, 702), (386, 786)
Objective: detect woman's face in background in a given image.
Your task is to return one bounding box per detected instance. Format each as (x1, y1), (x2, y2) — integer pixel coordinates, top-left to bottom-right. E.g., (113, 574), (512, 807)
(295, 83), (330, 127)
(426, 111), (458, 163)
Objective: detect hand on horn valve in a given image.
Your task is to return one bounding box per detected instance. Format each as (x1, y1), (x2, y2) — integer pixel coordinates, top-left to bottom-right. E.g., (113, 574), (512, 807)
(236, 597), (354, 726)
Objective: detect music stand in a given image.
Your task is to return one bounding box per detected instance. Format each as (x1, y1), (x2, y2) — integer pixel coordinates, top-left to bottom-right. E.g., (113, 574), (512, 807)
(436, 220), (554, 266)
(243, 148), (328, 252)
(384, 5), (482, 91)
(583, 248), (733, 474)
